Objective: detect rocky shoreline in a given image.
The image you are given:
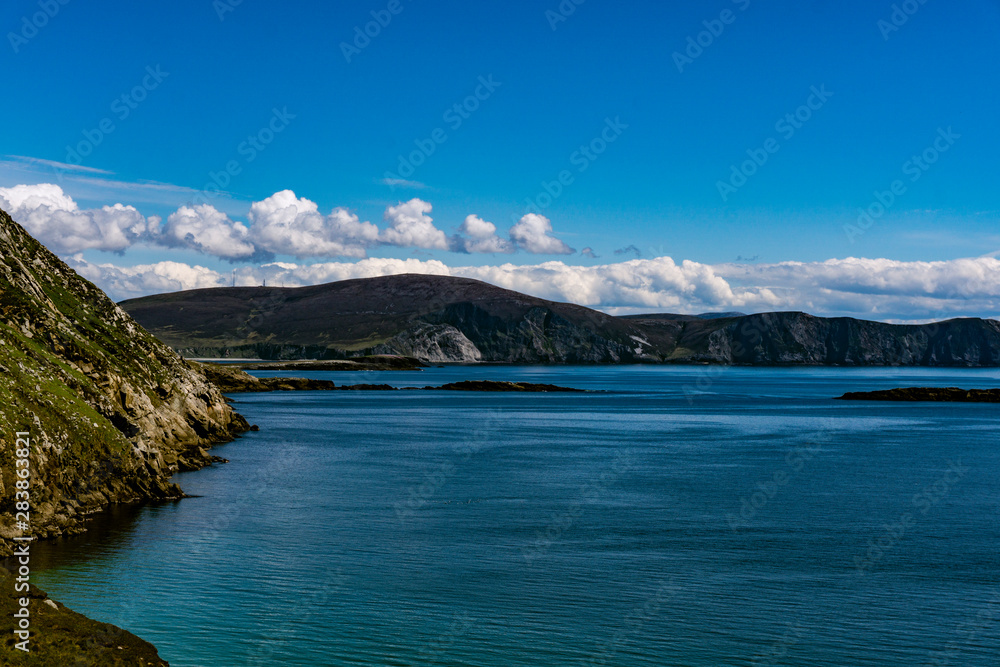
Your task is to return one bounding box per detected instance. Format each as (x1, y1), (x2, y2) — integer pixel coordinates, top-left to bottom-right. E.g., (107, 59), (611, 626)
(836, 387), (1000, 402)
(198, 362), (584, 393)
(1, 567), (168, 665)
(1, 207), (249, 665)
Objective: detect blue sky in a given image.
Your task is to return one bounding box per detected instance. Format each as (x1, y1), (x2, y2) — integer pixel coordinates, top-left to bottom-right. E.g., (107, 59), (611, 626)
(2, 0), (1000, 319)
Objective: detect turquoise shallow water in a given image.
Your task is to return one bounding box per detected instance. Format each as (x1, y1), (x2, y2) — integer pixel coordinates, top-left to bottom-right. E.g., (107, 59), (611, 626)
(31, 366), (1000, 666)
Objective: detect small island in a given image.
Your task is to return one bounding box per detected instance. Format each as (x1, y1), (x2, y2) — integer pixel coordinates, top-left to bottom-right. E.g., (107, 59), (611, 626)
(836, 387), (1000, 403)
(197, 363), (584, 394)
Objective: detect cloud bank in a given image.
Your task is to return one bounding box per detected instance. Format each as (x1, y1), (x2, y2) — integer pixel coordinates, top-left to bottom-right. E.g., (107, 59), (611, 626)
(1, 183), (576, 261)
(61, 254), (1000, 322)
(5, 182), (998, 321)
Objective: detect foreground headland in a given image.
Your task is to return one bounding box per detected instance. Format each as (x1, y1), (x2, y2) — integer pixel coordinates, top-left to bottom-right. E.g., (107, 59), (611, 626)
(1, 207), (247, 663)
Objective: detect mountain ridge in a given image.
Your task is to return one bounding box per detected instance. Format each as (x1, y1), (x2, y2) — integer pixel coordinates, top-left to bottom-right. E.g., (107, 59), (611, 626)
(120, 275), (1000, 366)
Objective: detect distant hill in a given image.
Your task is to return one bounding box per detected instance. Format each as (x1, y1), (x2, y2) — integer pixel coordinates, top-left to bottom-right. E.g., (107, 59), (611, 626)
(120, 275), (1000, 366)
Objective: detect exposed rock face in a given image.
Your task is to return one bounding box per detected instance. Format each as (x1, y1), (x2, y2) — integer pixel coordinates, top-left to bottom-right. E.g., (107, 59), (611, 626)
(703, 312), (1000, 366)
(121, 275), (1000, 367)
(0, 207), (249, 557)
(371, 322), (482, 362)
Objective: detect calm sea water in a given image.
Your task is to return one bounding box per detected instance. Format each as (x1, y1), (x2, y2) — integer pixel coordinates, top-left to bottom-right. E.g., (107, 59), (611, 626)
(31, 367), (1000, 666)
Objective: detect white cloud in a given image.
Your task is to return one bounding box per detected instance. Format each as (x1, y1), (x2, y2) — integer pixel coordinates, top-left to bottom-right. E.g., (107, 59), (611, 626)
(67, 255), (226, 300)
(380, 177), (428, 189)
(248, 190), (378, 258)
(0, 183), (146, 253)
(380, 198), (449, 250)
(509, 213), (574, 255)
(452, 215), (515, 254)
(157, 204), (256, 259)
(68, 253), (1000, 321)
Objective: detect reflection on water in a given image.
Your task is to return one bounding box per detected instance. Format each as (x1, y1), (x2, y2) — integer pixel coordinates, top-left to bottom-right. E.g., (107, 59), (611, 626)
(14, 501), (171, 573)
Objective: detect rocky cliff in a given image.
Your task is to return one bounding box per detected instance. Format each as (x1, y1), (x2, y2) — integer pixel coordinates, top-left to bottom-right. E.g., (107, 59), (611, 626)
(0, 207), (249, 557)
(121, 276), (1000, 366)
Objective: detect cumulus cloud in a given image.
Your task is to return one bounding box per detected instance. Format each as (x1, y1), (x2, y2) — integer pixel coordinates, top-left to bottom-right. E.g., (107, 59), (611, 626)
(509, 213), (574, 255)
(0, 183), (147, 253)
(581, 247), (599, 259)
(68, 252), (1000, 322)
(451, 215), (515, 254)
(66, 255), (226, 300)
(380, 198), (449, 250)
(156, 204), (256, 259)
(248, 190), (379, 258)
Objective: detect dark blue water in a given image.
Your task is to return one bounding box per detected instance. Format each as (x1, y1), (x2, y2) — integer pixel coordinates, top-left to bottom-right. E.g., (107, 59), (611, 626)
(32, 367), (1000, 666)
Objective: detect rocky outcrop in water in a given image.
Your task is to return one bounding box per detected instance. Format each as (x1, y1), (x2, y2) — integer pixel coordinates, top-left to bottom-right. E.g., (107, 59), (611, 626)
(0, 207), (249, 557)
(836, 387), (1000, 402)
